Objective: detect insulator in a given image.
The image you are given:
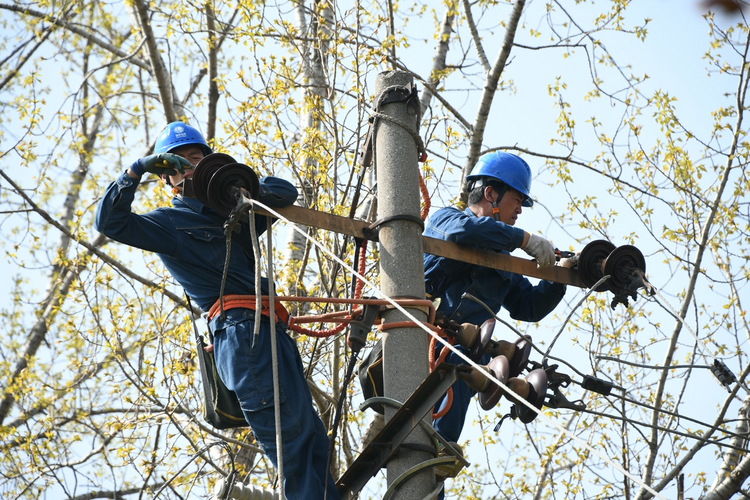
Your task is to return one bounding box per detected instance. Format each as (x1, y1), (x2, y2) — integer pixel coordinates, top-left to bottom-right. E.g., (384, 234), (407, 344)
(602, 245), (647, 292)
(578, 240), (616, 291)
(192, 153), (260, 216)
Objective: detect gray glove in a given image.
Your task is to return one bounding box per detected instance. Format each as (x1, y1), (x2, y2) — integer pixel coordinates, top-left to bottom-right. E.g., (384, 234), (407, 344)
(131, 153), (191, 177)
(558, 252), (579, 269)
(522, 233), (556, 268)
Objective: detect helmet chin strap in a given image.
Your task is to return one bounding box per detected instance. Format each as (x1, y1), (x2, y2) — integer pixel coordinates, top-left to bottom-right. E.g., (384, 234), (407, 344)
(488, 183), (508, 222)
(171, 178), (198, 199)
(491, 202), (501, 221)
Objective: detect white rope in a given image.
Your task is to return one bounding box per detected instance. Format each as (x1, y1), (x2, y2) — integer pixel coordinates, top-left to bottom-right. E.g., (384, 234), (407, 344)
(253, 199), (669, 500)
(248, 209), (285, 498)
(249, 208), (263, 347)
(267, 218), (285, 499)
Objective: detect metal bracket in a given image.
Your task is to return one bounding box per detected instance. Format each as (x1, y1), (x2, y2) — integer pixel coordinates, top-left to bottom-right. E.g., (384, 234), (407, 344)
(362, 214), (425, 241)
(376, 83), (420, 117)
(581, 374), (615, 396)
(357, 119), (375, 169)
(547, 386), (586, 412)
(347, 299), (380, 353)
(223, 187), (254, 237)
(530, 361), (587, 412)
(336, 363), (459, 500)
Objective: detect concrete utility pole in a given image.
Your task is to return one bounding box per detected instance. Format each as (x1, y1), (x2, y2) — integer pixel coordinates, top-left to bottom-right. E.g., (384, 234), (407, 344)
(374, 70), (434, 498)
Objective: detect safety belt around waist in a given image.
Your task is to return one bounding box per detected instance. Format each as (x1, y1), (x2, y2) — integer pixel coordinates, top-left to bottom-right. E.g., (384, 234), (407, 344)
(207, 294), (290, 325)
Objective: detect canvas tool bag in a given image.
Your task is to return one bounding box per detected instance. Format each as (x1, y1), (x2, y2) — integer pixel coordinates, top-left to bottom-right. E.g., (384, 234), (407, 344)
(187, 295), (248, 429)
(358, 339), (385, 414)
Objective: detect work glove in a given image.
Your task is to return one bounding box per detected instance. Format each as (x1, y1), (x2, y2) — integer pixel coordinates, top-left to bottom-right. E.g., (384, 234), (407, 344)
(130, 153), (191, 177)
(522, 233), (556, 268)
(558, 251), (579, 269)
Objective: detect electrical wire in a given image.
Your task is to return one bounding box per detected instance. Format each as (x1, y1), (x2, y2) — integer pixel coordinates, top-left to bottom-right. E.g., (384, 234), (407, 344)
(649, 288), (748, 395)
(466, 291), (748, 449)
(543, 275), (611, 363)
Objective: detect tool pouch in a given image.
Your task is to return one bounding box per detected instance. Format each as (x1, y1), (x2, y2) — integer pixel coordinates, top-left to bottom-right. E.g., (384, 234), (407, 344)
(358, 339), (385, 414)
(195, 329), (248, 429)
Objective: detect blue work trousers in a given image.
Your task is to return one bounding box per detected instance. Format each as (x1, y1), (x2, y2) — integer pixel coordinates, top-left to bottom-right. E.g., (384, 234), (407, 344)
(213, 309), (340, 500)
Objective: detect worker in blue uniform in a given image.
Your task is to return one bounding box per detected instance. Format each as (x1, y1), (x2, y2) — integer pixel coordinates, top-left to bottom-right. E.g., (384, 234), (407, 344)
(425, 151), (577, 458)
(95, 121), (340, 500)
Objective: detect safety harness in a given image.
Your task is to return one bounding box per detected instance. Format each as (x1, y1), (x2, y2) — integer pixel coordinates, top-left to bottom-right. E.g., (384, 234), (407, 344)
(207, 294), (290, 324)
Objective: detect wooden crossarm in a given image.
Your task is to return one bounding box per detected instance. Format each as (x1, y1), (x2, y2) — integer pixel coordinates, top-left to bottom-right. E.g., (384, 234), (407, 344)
(257, 204), (585, 288)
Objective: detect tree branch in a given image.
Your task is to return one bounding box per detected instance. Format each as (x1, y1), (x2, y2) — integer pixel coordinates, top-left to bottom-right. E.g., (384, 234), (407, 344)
(461, 0), (490, 73)
(418, 1), (457, 120)
(0, 2), (150, 71)
(127, 0), (176, 121)
(634, 27), (750, 500)
(459, 0), (526, 204)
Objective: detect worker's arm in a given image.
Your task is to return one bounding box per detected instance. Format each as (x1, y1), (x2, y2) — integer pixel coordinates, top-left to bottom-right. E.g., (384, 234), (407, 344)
(248, 176), (299, 235)
(503, 275), (567, 322)
(257, 176), (298, 207)
(425, 207), (526, 252)
(95, 168), (180, 253)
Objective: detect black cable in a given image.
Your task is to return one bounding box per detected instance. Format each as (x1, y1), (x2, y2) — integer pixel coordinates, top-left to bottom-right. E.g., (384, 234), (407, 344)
(327, 350), (360, 472)
(323, 237), (368, 500)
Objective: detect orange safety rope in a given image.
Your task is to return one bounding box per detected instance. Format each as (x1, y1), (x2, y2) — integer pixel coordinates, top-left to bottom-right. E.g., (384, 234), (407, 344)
(219, 174), (442, 408)
(378, 319), (455, 419)
(354, 239), (368, 301)
(279, 295), (436, 337)
(428, 328), (456, 419)
(418, 170), (431, 222)
(287, 242), (369, 337)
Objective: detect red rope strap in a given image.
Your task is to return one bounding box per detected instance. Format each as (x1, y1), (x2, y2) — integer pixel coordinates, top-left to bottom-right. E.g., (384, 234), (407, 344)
(273, 296), (434, 338)
(418, 170), (431, 222)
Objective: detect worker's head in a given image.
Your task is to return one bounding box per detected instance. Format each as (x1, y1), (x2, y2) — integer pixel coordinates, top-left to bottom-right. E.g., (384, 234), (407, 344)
(466, 152), (533, 225)
(154, 121), (212, 189)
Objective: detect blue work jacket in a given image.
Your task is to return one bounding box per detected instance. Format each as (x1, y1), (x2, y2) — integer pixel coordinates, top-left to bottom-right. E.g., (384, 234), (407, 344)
(424, 206), (566, 326)
(95, 169), (298, 313)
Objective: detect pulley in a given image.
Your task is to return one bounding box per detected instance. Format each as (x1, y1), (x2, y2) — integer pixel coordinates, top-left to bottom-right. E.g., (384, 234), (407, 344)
(190, 153), (260, 217)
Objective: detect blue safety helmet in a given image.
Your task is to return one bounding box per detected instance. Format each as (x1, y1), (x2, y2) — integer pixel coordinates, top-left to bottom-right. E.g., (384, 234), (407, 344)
(466, 151), (534, 207)
(154, 121), (212, 156)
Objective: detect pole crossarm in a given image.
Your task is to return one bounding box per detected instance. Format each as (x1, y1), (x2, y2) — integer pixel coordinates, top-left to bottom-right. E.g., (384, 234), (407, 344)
(256, 204), (585, 288)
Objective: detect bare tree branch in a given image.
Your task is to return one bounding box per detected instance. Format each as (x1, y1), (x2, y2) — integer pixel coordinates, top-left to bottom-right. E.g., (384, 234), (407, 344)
(459, 0), (526, 204)
(0, 2), (150, 71)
